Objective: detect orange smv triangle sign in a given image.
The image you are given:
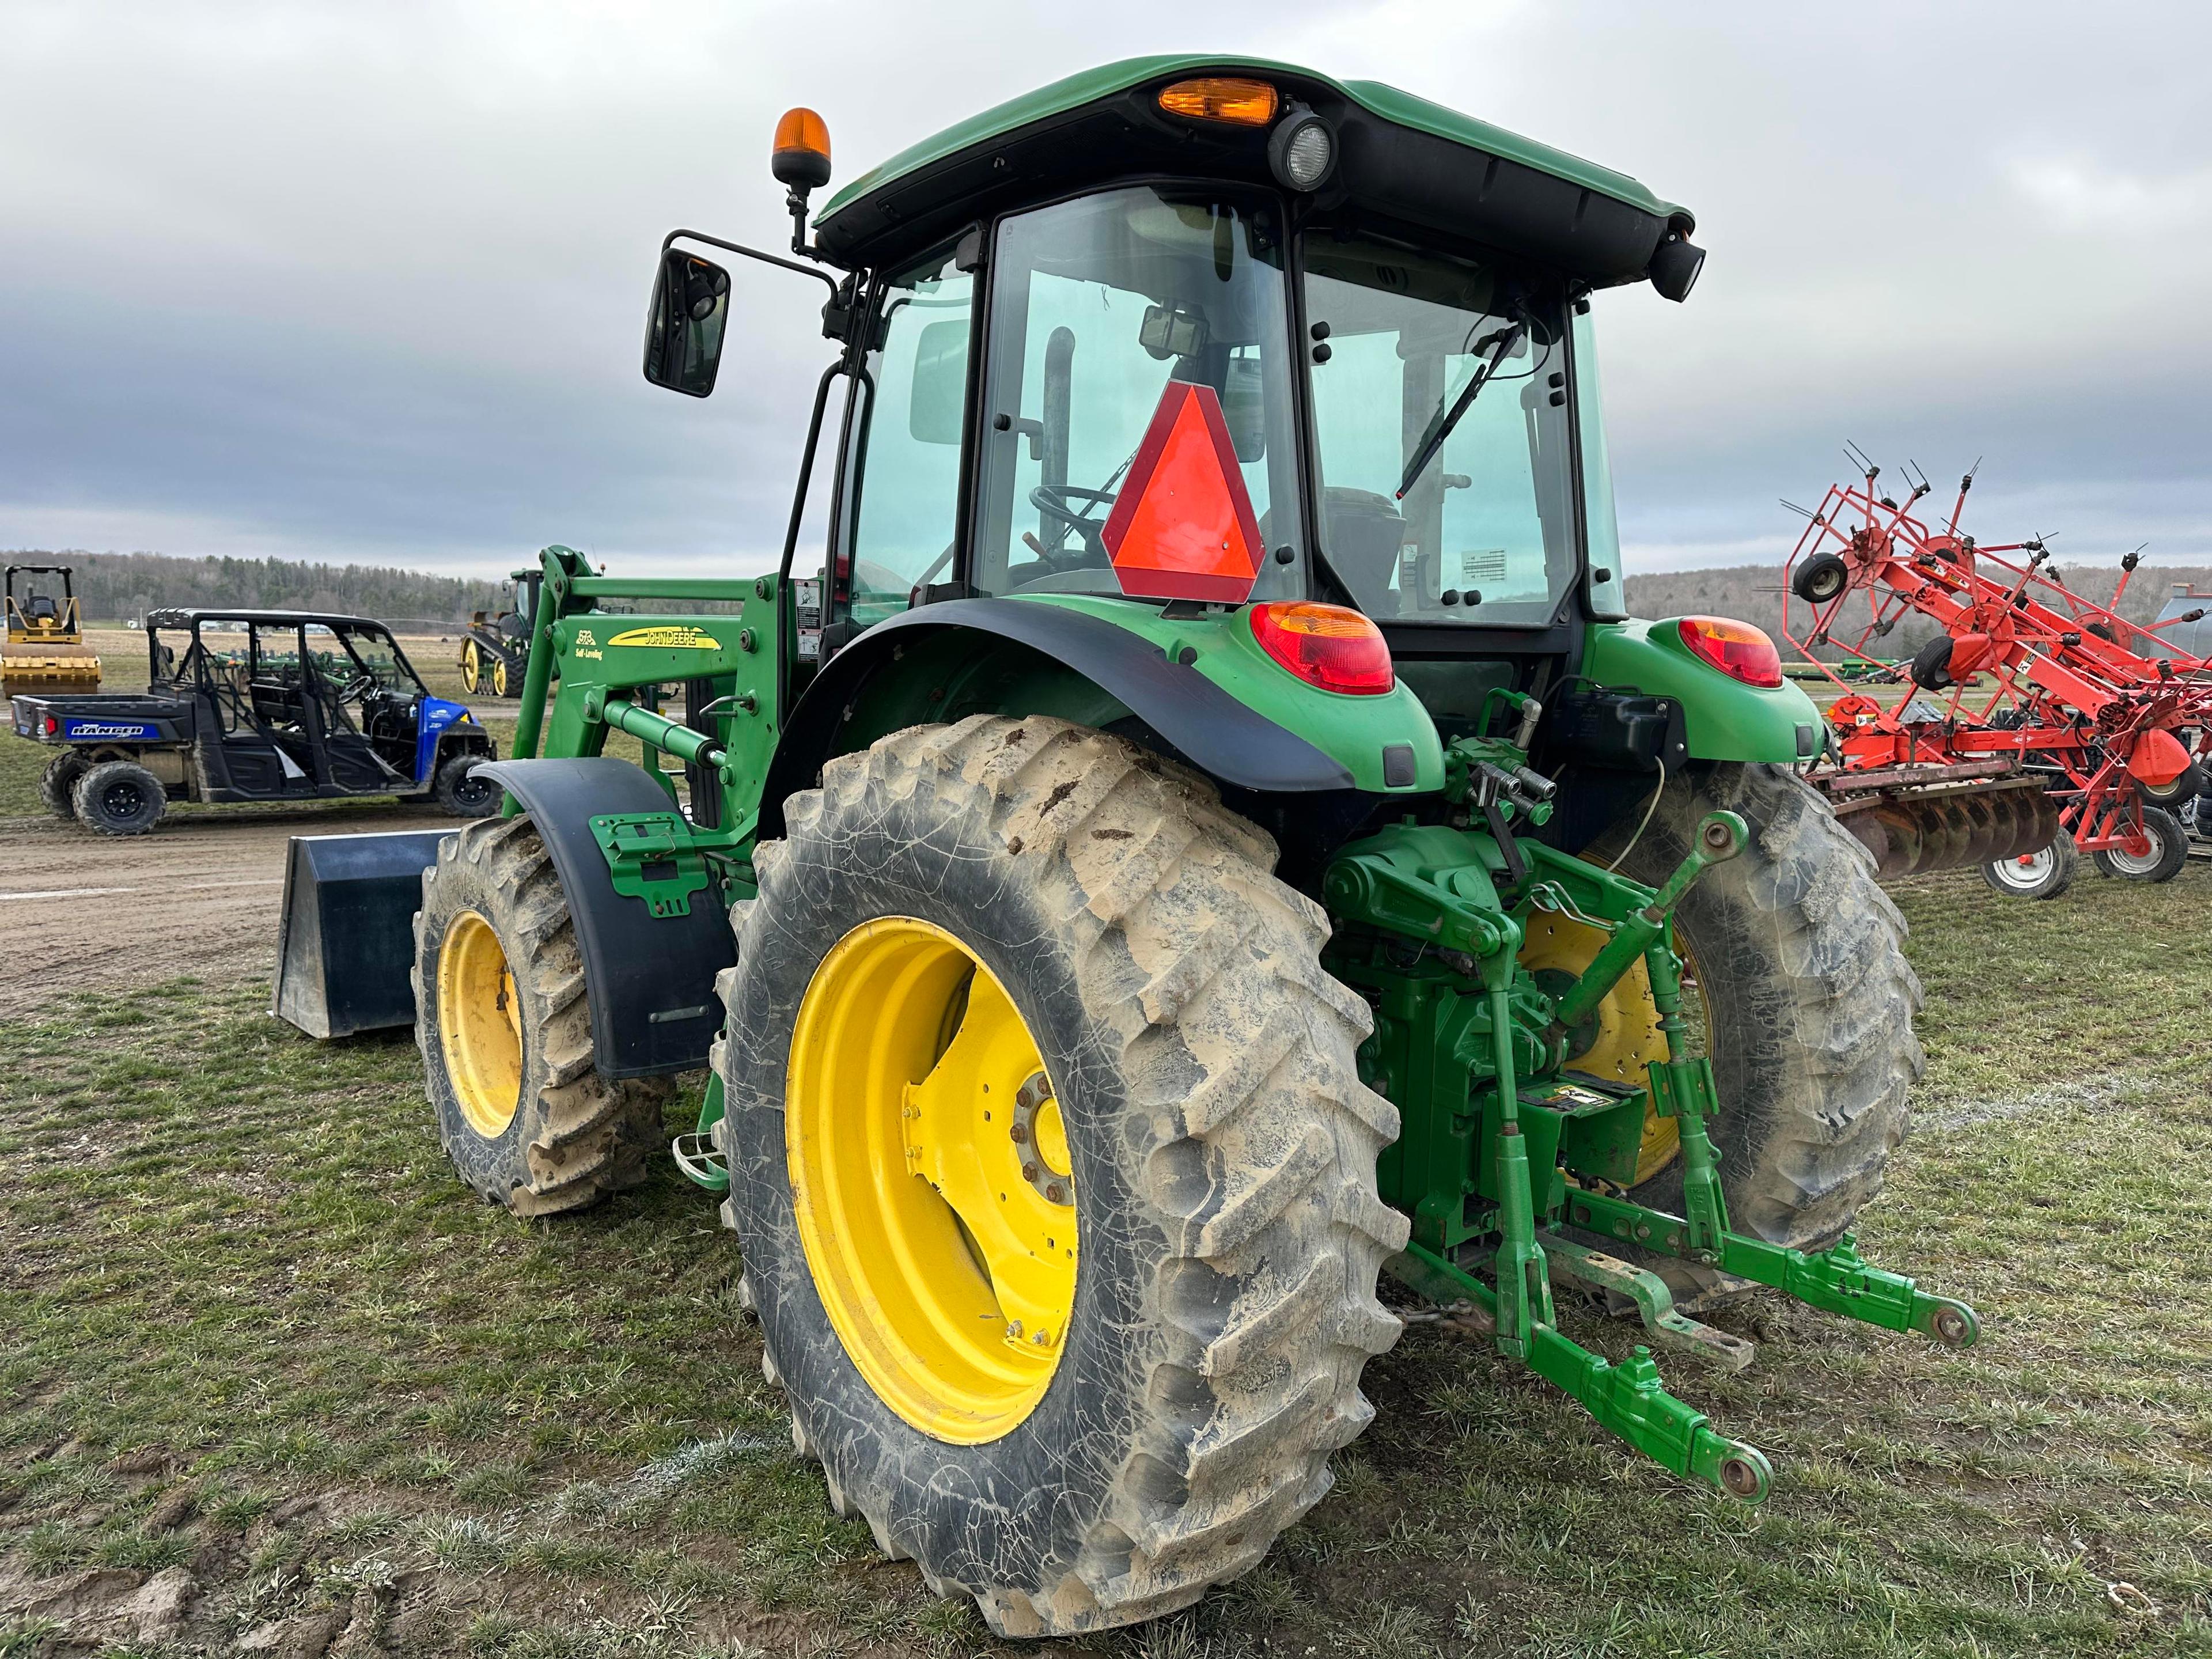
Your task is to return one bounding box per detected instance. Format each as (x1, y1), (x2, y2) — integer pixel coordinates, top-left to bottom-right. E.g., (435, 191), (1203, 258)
(1101, 380), (1265, 604)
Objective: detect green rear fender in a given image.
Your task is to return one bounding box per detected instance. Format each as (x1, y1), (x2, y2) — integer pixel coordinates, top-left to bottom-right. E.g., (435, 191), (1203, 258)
(1035, 596), (1445, 794)
(795, 594), (1444, 800)
(1584, 618), (1821, 764)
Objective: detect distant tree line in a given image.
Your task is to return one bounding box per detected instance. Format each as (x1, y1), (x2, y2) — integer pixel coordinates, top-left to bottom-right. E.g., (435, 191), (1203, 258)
(1624, 563), (2212, 661)
(5, 550), (506, 627)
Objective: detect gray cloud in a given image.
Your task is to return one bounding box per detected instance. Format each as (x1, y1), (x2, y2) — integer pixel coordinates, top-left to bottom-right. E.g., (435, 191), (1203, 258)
(3, 0), (2206, 577)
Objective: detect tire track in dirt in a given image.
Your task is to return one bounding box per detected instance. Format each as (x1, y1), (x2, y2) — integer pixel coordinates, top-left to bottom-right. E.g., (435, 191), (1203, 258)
(0, 808), (459, 1014)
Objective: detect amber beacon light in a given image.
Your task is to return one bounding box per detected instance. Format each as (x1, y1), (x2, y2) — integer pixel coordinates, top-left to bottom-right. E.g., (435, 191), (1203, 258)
(772, 107), (833, 191)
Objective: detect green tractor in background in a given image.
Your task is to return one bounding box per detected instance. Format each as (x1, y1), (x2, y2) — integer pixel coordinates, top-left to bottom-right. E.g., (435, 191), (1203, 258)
(387, 59), (1968, 1637)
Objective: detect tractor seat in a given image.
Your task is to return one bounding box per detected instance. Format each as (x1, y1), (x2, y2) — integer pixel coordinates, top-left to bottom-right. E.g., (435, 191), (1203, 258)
(26, 596), (59, 622)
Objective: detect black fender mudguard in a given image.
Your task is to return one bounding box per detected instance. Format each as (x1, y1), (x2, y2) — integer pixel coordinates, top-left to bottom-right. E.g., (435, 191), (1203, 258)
(476, 758), (734, 1080)
(762, 599), (1354, 836)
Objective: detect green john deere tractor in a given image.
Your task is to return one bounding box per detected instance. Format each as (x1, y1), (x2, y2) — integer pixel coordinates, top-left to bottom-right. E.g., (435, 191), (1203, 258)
(365, 58), (1971, 1636)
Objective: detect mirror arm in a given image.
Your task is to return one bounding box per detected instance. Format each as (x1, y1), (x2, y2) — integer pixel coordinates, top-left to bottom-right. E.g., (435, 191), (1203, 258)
(661, 228), (842, 297)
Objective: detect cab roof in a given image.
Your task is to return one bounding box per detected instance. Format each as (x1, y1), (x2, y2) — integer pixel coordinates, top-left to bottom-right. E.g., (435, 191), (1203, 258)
(815, 55), (1692, 285)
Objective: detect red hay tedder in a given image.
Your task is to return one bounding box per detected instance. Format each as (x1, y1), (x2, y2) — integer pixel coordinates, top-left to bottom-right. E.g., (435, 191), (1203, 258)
(1782, 449), (2211, 897)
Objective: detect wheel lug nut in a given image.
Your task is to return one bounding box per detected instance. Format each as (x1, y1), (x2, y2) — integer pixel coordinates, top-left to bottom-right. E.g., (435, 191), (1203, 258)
(1009, 1123), (1029, 1143)
(1021, 1162), (1039, 1181)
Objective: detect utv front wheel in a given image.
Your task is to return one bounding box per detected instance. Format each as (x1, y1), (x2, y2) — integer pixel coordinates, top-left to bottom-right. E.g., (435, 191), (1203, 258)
(715, 716), (1407, 1637)
(413, 816), (670, 1214)
(431, 753), (500, 817)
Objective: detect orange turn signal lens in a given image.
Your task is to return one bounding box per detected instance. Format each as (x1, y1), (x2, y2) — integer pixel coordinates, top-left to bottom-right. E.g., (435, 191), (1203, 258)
(1249, 602), (1393, 695)
(1677, 616), (1784, 688)
(1157, 77), (1279, 126)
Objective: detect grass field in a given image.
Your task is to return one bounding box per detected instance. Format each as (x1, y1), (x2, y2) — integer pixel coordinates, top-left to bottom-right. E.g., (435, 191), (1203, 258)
(5, 855), (2208, 1658)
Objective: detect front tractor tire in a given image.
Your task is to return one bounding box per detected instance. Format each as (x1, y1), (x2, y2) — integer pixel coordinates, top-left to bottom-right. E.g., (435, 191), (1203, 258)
(1596, 763), (1923, 1284)
(413, 816), (671, 1215)
(715, 715), (1407, 1638)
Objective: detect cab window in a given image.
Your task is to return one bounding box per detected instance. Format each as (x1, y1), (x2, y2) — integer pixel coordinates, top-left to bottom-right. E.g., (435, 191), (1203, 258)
(972, 186), (1302, 600)
(1301, 232), (1577, 627)
(842, 248), (975, 626)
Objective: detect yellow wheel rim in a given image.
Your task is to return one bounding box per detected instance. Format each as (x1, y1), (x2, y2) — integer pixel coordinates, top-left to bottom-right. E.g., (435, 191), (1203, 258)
(437, 910), (523, 1138)
(787, 917), (1077, 1444)
(491, 657), (509, 697)
(1520, 913), (1700, 1185)
(461, 641), (480, 692)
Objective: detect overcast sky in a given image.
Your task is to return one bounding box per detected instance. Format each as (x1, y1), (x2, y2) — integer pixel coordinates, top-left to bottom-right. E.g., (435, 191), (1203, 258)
(4, 0), (2208, 579)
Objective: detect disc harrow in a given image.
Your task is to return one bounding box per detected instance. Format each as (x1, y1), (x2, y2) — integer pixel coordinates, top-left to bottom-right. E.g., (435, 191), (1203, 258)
(1781, 452), (2210, 885)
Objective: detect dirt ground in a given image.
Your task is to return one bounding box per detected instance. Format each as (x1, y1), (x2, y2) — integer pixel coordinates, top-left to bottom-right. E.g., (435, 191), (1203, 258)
(0, 806), (457, 1015)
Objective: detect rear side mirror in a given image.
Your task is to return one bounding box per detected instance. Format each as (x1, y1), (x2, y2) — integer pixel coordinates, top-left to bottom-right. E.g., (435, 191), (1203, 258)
(907, 319), (969, 445)
(643, 249), (732, 397)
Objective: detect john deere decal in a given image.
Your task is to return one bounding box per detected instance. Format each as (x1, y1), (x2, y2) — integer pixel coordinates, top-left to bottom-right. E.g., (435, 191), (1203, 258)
(608, 626), (723, 650)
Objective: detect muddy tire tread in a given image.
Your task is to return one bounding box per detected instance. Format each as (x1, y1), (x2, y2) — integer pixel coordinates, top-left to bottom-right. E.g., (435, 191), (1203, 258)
(413, 816), (668, 1216)
(717, 715), (1407, 1637)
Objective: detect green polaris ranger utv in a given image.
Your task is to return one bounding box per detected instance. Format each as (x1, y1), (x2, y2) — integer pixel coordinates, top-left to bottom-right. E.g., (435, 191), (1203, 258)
(327, 58), (1968, 1637)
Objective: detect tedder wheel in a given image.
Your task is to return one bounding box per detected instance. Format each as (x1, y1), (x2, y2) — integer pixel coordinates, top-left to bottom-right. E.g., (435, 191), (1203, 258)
(431, 754), (501, 817)
(1982, 834), (2078, 899)
(714, 715), (1407, 1637)
(413, 816), (671, 1214)
(460, 639), (482, 694)
(71, 760), (165, 836)
(1790, 550), (1851, 605)
(39, 752), (89, 820)
(2092, 805), (2188, 883)
(1589, 763), (1921, 1294)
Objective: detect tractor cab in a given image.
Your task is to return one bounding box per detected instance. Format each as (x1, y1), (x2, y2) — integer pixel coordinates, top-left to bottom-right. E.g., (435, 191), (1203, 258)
(647, 59), (1716, 769)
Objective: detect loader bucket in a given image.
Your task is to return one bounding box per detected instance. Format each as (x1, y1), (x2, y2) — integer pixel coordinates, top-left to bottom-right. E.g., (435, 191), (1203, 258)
(271, 829), (453, 1038)
(1819, 771), (2059, 881)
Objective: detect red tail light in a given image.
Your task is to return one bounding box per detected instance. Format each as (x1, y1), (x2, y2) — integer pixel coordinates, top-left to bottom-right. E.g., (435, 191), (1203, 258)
(43, 715), (59, 734)
(1248, 602), (1393, 695)
(1677, 616), (1783, 688)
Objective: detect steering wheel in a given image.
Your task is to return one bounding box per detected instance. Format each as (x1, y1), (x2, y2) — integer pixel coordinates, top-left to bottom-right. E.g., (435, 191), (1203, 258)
(1027, 484), (1119, 568)
(338, 672), (378, 702)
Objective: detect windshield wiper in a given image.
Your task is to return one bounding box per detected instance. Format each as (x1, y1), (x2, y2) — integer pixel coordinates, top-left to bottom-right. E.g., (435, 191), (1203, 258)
(1395, 319), (1527, 501)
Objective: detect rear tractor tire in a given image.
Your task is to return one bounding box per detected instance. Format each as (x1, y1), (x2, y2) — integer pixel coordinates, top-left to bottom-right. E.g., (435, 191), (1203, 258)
(413, 816), (671, 1215)
(714, 715), (1407, 1638)
(2092, 804), (2187, 883)
(39, 752), (89, 820)
(1594, 763), (1923, 1291)
(71, 759), (165, 836)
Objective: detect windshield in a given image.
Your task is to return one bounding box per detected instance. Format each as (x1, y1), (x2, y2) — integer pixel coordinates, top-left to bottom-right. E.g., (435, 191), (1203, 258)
(972, 185), (1303, 601)
(323, 624), (424, 694)
(1302, 233), (1577, 626)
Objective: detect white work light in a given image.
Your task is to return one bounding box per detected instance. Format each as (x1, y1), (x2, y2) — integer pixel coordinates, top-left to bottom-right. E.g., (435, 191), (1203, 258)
(1268, 105), (1336, 192)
